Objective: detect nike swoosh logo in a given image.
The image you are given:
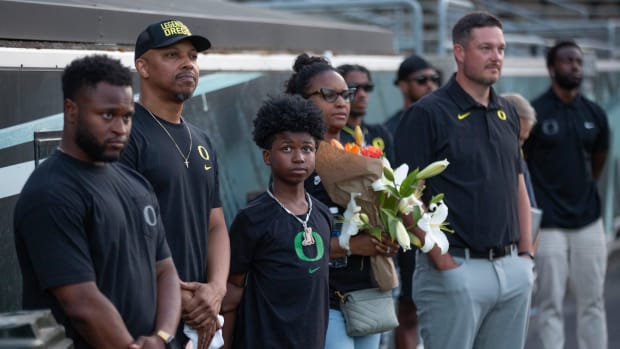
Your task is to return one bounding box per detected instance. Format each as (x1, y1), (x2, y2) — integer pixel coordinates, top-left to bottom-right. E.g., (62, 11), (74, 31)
(308, 266), (320, 274)
(457, 112), (471, 120)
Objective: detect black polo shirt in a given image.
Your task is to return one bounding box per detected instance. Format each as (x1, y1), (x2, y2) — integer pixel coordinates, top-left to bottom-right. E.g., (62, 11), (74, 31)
(340, 122), (395, 163)
(523, 89), (609, 228)
(395, 76), (522, 252)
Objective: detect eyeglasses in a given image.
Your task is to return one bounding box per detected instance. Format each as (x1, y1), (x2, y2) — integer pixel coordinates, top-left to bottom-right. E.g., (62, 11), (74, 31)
(307, 88), (356, 103)
(409, 74), (441, 85)
(347, 83), (374, 93)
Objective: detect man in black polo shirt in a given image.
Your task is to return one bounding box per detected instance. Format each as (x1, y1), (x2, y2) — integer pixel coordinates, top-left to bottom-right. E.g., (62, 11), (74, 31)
(524, 41), (609, 349)
(395, 12), (534, 349)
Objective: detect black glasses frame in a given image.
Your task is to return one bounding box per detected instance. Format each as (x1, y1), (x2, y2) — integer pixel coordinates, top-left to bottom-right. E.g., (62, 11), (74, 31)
(409, 74), (441, 85)
(347, 83), (374, 93)
(307, 87), (357, 103)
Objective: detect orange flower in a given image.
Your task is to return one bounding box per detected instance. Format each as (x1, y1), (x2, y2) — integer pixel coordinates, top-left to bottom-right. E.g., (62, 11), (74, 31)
(330, 138), (345, 150)
(361, 145), (383, 159)
(344, 142), (362, 155)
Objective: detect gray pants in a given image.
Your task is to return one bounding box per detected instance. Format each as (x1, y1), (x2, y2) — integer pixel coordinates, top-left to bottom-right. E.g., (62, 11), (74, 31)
(413, 248), (534, 349)
(530, 218), (608, 349)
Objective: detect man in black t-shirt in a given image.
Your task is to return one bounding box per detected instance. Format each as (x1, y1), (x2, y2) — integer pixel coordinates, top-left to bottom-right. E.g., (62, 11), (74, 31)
(121, 19), (230, 347)
(395, 13), (534, 349)
(337, 64), (395, 163)
(13, 55), (180, 349)
(524, 41), (609, 349)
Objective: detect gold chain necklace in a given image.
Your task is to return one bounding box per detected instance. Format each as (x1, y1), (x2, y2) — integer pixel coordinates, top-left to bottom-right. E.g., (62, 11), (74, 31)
(266, 187), (315, 246)
(144, 107), (192, 168)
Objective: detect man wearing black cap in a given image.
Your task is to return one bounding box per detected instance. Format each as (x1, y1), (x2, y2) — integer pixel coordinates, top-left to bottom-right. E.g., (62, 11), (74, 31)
(121, 19), (230, 348)
(383, 54), (439, 349)
(383, 54), (440, 136)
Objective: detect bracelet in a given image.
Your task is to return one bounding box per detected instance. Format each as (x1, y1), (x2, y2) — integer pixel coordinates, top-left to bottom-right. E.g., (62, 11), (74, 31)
(518, 251), (535, 260)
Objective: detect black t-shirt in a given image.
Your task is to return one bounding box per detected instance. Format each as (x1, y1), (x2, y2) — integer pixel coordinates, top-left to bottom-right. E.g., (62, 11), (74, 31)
(524, 89), (609, 228)
(304, 173), (375, 309)
(340, 122), (395, 163)
(384, 109), (404, 138)
(120, 103), (222, 283)
(395, 76), (522, 252)
(14, 151), (170, 349)
(229, 192), (332, 349)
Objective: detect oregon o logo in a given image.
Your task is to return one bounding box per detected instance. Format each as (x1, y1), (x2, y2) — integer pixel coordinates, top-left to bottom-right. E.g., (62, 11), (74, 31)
(294, 231), (324, 262)
(497, 110), (507, 120)
(372, 137), (385, 150)
(198, 145), (212, 171)
(143, 205), (157, 226)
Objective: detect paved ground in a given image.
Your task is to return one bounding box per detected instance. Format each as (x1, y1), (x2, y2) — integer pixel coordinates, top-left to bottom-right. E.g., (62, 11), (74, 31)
(526, 240), (620, 349)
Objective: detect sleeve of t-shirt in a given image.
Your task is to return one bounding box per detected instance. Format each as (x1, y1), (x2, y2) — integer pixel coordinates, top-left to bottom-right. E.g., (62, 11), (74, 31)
(153, 196), (172, 262)
(19, 204), (95, 290)
(394, 105), (434, 170)
(593, 104), (610, 154)
(211, 148), (223, 209)
(229, 210), (258, 274)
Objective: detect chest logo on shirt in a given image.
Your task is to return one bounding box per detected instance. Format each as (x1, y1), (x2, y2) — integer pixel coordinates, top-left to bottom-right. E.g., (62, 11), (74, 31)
(584, 121), (595, 129)
(294, 230), (325, 263)
(371, 137), (385, 150)
(497, 110), (507, 121)
(143, 205), (157, 226)
(457, 112), (471, 120)
(541, 119), (560, 135)
(197, 145), (213, 171)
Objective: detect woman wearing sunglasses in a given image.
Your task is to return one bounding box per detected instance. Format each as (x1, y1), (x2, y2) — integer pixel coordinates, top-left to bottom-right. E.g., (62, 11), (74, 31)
(285, 53), (399, 349)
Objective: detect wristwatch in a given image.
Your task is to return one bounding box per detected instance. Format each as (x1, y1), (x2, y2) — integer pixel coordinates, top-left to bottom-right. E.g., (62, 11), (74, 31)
(156, 330), (175, 349)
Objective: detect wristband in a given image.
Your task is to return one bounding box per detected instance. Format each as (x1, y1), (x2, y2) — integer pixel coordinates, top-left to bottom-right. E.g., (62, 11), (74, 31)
(518, 251), (535, 260)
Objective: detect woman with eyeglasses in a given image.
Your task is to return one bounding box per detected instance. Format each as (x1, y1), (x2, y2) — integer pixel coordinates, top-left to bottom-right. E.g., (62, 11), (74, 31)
(285, 53), (399, 349)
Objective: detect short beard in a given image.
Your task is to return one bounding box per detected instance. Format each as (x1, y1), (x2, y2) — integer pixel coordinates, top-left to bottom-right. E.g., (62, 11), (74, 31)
(554, 72), (582, 90)
(175, 93), (192, 102)
(349, 110), (365, 118)
(75, 120), (118, 162)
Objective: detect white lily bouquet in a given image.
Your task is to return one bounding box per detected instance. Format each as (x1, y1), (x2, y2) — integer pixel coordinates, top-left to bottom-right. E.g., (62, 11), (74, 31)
(315, 135), (453, 290)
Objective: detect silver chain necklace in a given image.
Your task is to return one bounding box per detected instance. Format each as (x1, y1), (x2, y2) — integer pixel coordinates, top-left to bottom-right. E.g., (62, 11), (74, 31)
(144, 107), (193, 168)
(266, 187), (315, 246)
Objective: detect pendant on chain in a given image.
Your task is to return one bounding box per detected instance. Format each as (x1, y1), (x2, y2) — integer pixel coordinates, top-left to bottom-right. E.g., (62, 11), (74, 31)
(302, 226), (315, 246)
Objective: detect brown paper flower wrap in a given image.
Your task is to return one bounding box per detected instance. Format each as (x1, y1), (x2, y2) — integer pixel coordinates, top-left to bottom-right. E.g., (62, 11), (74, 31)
(315, 140), (399, 291)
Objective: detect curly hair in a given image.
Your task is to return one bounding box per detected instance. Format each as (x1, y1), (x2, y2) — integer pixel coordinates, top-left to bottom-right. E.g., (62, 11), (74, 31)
(253, 94), (325, 150)
(284, 53), (337, 96)
(62, 55), (133, 100)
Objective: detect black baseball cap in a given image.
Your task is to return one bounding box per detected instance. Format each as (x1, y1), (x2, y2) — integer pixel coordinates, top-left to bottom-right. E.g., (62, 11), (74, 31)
(134, 19), (211, 60)
(394, 54), (432, 85)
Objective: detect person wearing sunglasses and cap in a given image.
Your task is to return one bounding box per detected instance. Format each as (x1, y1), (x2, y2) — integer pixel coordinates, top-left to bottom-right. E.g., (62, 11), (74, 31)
(382, 54), (440, 349)
(337, 64), (395, 163)
(384, 54), (440, 136)
(286, 53), (399, 349)
(120, 19), (230, 349)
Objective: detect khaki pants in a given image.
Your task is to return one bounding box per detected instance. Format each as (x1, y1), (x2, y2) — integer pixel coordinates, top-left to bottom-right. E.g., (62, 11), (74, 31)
(531, 218), (608, 349)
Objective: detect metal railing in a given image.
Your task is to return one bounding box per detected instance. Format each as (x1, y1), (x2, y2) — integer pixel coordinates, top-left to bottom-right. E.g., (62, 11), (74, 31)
(246, 0), (424, 53)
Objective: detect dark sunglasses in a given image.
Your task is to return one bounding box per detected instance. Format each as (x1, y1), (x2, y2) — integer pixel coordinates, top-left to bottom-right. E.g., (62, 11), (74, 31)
(409, 74), (441, 85)
(307, 88), (356, 103)
(347, 83), (374, 93)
